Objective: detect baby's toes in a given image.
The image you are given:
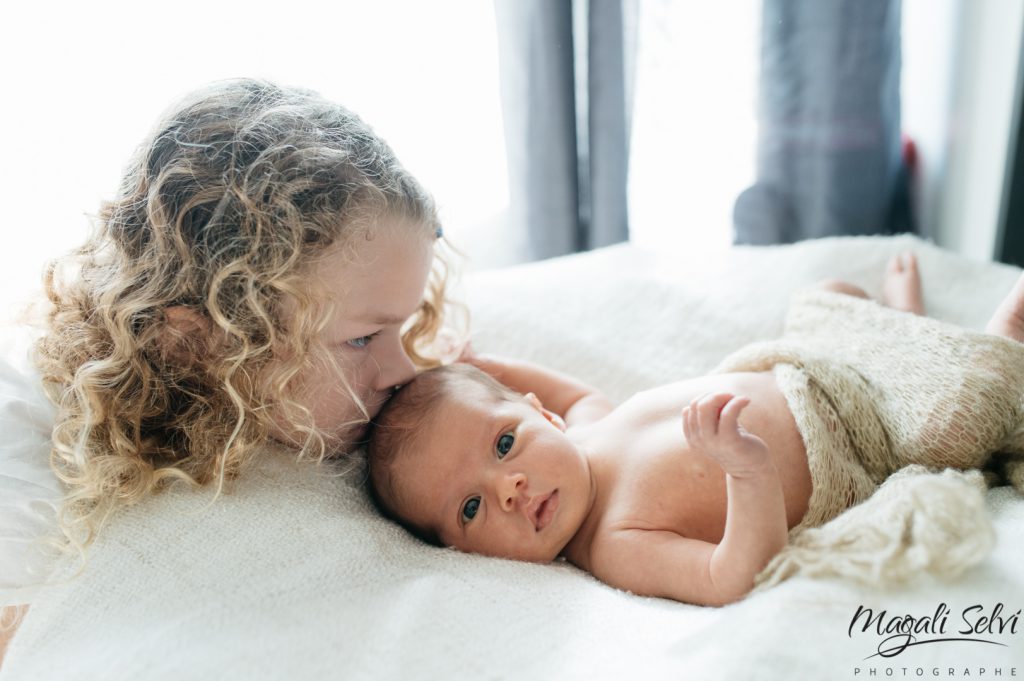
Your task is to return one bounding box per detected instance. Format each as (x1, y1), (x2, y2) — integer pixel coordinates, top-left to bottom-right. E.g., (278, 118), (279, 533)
(887, 254), (904, 274)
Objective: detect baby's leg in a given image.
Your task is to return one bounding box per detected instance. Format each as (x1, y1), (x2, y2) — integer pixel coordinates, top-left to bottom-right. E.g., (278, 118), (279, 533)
(813, 278), (870, 300)
(881, 252), (925, 315)
(979, 270), (1024, 466)
(813, 252), (924, 315)
(985, 271), (1024, 343)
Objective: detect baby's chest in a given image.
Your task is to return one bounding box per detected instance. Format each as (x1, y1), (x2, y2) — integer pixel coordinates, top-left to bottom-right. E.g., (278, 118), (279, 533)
(605, 435), (730, 543)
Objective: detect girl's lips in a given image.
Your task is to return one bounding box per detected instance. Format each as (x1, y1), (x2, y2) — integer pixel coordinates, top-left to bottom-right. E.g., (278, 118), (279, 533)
(533, 490), (559, 532)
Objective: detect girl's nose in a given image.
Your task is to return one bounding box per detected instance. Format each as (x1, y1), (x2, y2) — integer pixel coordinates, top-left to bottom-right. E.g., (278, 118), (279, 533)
(372, 333), (416, 390)
(497, 472), (527, 512)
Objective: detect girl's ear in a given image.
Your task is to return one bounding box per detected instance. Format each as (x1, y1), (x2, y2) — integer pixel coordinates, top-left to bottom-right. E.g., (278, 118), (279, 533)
(524, 392), (567, 432)
(160, 306), (214, 364)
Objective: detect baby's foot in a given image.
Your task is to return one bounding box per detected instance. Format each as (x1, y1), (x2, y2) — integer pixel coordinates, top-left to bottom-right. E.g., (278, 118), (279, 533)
(881, 252), (925, 315)
(985, 272), (1024, 343)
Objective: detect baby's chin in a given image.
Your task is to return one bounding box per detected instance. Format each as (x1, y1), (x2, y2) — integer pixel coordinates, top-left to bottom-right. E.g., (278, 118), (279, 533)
(488, 543), (566, 565)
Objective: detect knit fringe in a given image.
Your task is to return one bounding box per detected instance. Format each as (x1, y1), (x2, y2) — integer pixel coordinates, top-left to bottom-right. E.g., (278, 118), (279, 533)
(754, 467), (994, 589)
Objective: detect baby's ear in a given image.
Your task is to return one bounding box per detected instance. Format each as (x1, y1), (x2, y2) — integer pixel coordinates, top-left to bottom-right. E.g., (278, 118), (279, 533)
(160, 306), (214, 364)
(524, 392), (567, 432)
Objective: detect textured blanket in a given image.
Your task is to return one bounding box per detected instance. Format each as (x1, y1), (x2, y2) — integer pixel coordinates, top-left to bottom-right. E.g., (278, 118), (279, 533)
(715, 289), (1024, 587)
(5, 235), (1024, 680)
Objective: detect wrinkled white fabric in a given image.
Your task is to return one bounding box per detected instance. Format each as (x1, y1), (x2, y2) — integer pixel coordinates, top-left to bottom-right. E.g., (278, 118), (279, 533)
(6, 235), (1024, 680)
(0, 326), (61, 606)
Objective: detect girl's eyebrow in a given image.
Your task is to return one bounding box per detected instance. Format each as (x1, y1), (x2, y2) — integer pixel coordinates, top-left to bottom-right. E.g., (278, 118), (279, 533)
(359, 313), (409, 325)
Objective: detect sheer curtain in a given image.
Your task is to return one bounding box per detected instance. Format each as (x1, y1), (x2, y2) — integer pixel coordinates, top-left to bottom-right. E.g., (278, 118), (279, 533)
(628, 1), (761, 257)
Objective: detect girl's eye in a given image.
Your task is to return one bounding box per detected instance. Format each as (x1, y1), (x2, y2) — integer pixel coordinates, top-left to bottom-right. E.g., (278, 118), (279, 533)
(461, 497), (481, 523)
(496, 433), (514, 458)
(346, 333), (378, 349)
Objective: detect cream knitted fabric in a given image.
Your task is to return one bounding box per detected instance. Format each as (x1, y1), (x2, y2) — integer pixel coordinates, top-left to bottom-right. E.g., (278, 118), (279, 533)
(715, 289), (1024, 586)
(754, 466), (995, 589)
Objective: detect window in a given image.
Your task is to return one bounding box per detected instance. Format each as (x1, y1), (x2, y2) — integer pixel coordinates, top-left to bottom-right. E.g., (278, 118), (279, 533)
(628, 0), (761, 258)
(0, 0), (510, 318)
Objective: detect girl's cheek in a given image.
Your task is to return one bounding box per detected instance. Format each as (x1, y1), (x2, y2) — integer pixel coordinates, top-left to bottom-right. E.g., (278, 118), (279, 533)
(346, 360), (375, 392)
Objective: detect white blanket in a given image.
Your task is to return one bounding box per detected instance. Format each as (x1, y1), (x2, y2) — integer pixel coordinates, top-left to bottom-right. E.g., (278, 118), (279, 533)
(5, 235), (1024, 679)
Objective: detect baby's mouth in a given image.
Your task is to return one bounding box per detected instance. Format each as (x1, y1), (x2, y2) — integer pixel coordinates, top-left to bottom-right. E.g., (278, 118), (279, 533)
(530, 490), (560, 532)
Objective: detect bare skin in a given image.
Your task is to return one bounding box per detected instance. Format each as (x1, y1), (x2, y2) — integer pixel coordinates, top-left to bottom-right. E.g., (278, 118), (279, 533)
(0, 605), (24, 670)
(817, 253), (925, 315)
(987, 267), (1024, 342)
(882, 252), (926, 315)
(383, 253), (1024, 607)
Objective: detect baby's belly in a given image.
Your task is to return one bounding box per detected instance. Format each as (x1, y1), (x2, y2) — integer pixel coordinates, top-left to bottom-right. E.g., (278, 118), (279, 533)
(608, 371), (812, 542)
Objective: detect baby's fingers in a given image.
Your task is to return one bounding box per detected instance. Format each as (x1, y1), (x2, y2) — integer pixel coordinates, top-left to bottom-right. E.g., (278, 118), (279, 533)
(696, 392), (734, 436)
(682, 395), (712, 440)
(717, 395), (751, 437)
(682, 399), (699, 441)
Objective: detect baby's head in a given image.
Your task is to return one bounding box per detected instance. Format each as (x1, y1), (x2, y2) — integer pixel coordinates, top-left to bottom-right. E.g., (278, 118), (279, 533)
(367, 364), (593, 563)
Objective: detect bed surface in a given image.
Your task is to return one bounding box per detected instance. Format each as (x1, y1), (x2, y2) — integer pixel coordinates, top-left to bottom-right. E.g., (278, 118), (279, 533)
(4, 234), (1023, 679)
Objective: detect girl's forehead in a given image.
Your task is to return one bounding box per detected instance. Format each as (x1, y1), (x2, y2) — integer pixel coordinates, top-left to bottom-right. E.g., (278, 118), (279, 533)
(283, 226), (434, 323)
(318, 224), (432, 277)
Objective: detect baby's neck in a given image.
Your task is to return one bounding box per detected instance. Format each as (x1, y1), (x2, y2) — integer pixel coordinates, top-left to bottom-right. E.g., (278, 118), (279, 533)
(558, 440), (615, 568)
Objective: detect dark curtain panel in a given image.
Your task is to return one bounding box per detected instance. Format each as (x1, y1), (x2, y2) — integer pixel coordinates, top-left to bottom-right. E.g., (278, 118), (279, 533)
(734, 0), (912, 244)
(494, 0), (633, 260)
(997, 8), (1024, 267)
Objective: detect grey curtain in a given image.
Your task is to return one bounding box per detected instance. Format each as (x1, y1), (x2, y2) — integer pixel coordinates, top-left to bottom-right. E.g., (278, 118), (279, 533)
(494, 0), (634, 260)
(733, 0), (912, 244)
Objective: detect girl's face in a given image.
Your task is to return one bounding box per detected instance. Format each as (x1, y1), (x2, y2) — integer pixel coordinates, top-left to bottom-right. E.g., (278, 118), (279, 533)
(267, 225), (435, 451)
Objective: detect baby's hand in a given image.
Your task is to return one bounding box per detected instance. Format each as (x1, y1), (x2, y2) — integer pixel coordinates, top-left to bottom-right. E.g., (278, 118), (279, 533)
(682, 393), (772, 479)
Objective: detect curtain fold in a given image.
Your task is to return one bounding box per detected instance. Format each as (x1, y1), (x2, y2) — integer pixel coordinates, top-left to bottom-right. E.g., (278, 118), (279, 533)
(494, 0), (633, 260)
(733, 0), (912, 244)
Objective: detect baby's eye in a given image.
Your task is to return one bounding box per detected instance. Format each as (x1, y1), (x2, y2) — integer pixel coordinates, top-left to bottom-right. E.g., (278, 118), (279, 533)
(461, 497), (481, 523)
(496, 433), (514, 458)
(346, 333), (378, 349)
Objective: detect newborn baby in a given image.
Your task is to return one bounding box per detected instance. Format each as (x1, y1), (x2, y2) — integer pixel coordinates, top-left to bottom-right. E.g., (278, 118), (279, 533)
(366, 256), (1024, 606)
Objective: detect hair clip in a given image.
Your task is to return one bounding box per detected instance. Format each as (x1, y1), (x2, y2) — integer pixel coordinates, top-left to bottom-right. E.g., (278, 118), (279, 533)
(435, 227), (444, 239)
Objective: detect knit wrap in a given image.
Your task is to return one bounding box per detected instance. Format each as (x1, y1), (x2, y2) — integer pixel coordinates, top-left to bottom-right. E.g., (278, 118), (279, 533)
(715, 289), (1024, 586)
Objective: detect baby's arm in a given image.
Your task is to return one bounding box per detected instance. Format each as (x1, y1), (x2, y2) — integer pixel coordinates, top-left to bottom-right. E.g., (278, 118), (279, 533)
(462, 352), (614, 427)
(591, 393), (788, 606)
(684, 393), (789, 600)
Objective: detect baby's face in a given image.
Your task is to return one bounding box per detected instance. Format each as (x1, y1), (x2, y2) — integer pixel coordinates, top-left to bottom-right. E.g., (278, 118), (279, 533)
(392, 387), (594, 563)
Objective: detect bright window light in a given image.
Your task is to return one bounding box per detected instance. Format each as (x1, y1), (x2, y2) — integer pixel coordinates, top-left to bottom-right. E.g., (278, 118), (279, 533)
(628, 0), (761, 260)
(0, 0), (510, 320)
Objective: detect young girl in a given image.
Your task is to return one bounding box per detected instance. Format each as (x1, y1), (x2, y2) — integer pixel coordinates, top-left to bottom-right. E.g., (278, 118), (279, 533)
(2, 78), (454, 656)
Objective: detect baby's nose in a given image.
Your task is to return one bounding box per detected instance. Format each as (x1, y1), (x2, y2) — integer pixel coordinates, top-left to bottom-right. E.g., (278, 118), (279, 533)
(372, 334), (416, 390)
(497, 473), (527, 511)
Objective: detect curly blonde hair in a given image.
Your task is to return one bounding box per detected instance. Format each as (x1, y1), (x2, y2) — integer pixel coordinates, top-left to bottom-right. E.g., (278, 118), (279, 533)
(34, 78), (452, 551)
